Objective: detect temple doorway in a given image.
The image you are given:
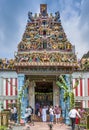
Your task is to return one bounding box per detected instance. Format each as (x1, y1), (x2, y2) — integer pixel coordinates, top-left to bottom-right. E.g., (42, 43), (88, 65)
(28, 79), (59, 110)
(35, 82), (53, 107)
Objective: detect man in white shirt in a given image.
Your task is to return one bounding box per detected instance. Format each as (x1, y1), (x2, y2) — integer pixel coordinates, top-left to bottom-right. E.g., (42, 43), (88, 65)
(68, 107), (81, 130)
(42, 106), (48, 122)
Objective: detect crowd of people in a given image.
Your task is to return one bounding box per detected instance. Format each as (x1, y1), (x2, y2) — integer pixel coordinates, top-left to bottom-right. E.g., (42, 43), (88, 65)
(28, 103), (62, 124)
(8, 102), (86, 130)
(24, 103), (86, 130)
(8, 104), (62, 125)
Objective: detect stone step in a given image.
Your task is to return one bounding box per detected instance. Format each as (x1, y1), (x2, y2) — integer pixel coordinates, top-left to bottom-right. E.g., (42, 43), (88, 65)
(12, 122), (71, 130)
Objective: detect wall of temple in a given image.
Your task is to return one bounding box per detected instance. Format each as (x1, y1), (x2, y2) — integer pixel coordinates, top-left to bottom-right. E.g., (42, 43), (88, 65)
(73, 71), (89, 108)
(0, 70), (89, 111)
(0, 71), (17, 110)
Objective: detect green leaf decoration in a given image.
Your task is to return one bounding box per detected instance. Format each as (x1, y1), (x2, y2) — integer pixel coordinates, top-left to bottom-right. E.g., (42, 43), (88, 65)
(69, 92), (75, 109)
(64, 92), (69, 101)
(56, 75), (79, 109)
(56, 81), (66, 91)
(60, 75), (66, 86)
(73, 79), (79, 89)
(59, 75), (68, 90)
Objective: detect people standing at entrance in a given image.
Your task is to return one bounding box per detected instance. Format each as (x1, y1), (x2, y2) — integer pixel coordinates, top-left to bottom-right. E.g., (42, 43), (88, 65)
(35, 102), (40, 115)
(49, 106), (54, 124)
(37, 105), (42, 121)
(68, 107), (81, 130)
(27, 106), (33, 122)
(42, 105), (48, 122)
(54, 105), (61, 124)
(25, 106), (32, 123)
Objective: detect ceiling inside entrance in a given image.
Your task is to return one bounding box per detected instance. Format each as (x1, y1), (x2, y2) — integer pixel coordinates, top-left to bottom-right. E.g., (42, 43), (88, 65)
(35, 82), (53, 93)
(26, 75), (57, 81)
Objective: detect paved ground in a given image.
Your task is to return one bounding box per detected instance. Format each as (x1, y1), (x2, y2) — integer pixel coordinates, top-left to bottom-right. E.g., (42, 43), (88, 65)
(12, 122), (71, 130)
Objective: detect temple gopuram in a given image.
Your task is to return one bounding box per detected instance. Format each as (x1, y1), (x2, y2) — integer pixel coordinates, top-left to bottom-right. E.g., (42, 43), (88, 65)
(15, 4), (78, 73)
(0, 4), (89, 124)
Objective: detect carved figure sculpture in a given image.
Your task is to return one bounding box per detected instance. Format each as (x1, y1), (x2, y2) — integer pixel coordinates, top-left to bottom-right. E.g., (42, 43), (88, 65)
(28, 11), (34, 22)
(54, 11), (60, 21)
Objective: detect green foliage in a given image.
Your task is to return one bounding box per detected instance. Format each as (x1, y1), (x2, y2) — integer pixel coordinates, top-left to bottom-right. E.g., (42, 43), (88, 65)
(69, 92), (75, 108)
(17, 79), (30, 123)
(56, 75), (79, 109)
(56, 77), (68, 91)
(0, 126), (7, 130)
(64, 92), (69, 101)
(18, 79), (30, 99)
(73, 79), (79, 89)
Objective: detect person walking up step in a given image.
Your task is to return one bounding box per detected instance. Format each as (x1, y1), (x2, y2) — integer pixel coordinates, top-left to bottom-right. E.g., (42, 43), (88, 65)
(68, 106), (81, 130)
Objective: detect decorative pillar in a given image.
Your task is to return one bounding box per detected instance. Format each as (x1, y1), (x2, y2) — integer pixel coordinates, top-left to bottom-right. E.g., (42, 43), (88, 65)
(29, 80), (35, 110)
(65, 74), (71, 125)
(18, 74), (28, 120)
(53, 81), (59, 107)
(60, 88), (66, 118)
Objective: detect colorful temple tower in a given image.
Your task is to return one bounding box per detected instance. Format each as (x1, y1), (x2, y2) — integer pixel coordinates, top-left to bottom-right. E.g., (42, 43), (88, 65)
(14, 4), (78, 124)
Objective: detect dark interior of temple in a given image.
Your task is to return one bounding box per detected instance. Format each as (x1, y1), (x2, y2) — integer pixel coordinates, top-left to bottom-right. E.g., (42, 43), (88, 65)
(35, 82), (53, 106)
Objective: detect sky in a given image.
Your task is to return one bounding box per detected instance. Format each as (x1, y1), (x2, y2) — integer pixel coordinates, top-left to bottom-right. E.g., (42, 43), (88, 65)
(0, 0), (89, 60)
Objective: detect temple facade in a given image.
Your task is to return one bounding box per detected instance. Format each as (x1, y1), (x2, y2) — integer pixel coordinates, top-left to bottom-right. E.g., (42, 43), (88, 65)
(0, 4), (89, 124)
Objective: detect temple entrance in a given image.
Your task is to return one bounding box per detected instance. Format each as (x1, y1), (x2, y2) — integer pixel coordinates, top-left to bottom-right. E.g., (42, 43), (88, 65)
(35, 82), (53, 106)
(28, 79), (59, 111)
